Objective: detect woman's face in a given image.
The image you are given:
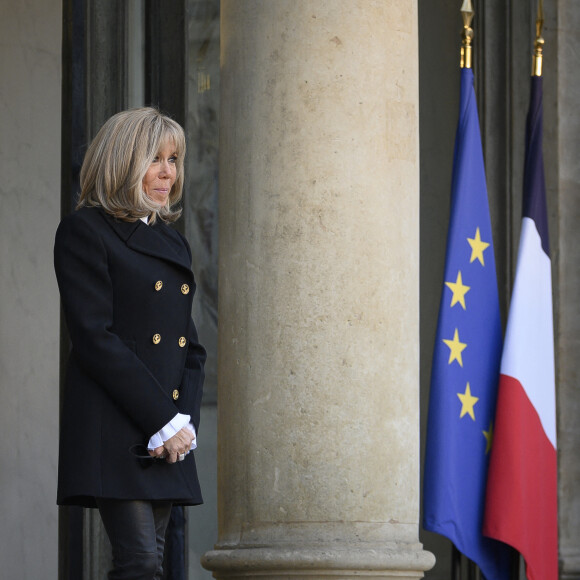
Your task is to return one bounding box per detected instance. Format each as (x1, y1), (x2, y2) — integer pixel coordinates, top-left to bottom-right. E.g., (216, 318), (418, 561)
(142, 141), (178, 206)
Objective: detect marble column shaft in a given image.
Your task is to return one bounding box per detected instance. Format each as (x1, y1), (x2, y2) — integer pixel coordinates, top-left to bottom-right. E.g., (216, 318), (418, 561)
(204, 1), (434, 577)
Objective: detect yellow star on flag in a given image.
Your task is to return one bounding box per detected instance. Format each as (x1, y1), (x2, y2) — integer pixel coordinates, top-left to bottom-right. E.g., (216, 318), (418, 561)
(483, 422), (493, 454)
(457, 382), (479, 420)
(445, 271), (470, 310)
(442, 328), (467, 367)
(467, 227), (490, 265)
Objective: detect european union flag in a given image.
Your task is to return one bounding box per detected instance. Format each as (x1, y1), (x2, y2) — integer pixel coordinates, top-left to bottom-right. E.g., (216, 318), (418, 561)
(423, 68), (512, 580)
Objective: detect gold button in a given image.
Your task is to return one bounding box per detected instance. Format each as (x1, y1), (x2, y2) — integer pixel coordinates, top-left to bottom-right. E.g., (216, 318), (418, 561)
(178, 337), (186, 348)
(152, 334), (161, 344)
(154, 280), (163, 291)
(181, 284), (190, 295)
(172, 389), (179, 400)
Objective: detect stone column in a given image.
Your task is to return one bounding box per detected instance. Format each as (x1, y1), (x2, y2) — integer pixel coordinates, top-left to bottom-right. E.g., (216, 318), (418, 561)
(203, 1), (434, 578)
(0, 1), (61, 577)
(555, 2), (580, 578)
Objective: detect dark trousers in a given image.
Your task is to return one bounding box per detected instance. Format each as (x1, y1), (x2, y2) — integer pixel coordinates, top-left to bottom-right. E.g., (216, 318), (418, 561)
(163, 506), (187, 580)
(96, 498), (173, 580)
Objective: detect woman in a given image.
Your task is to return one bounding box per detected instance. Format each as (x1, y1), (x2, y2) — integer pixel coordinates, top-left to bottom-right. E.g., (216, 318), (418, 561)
(54, 108), (206, 579)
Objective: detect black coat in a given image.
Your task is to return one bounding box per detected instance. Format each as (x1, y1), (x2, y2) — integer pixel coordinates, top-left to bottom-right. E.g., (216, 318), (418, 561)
(54, 206), (206, 507)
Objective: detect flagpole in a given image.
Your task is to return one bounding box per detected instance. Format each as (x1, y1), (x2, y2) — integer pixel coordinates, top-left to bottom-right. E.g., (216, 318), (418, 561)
(453, 10), (475, 578)
(533, 0), (545, 77)
(460, 0), (474, 69)
(456, 7), (473, 580)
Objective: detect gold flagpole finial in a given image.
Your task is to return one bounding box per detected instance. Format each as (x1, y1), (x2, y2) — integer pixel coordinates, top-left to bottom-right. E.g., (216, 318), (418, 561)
(533, 0), (545, 76)
(460, 0), (474, 69)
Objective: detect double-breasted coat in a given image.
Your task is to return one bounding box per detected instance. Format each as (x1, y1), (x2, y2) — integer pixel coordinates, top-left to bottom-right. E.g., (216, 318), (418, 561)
(54, 206), (206, 508)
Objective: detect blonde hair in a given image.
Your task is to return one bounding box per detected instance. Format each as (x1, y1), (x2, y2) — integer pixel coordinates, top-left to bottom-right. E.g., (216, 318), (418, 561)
(77, 107), (186, 224)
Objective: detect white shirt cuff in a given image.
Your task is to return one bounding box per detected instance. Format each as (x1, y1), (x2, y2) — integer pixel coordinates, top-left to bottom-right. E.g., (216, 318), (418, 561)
(147, 413), (197, 451)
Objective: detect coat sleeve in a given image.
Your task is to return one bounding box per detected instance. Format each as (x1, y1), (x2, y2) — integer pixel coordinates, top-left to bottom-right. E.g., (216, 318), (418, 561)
(54, 212), (179, 436)
(181, 317), (206, 433)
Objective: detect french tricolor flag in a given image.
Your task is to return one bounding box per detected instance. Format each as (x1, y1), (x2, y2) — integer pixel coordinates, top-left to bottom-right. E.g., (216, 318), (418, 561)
(483, 75), (558, 580)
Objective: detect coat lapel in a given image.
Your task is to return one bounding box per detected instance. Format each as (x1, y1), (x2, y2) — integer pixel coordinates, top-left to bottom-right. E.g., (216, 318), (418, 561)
(100, 210), (192, 272)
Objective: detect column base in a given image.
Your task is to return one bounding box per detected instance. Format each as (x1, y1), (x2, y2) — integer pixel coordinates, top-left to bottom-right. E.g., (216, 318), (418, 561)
(202, 543), (435, 579)
(560, 554), (580, 580)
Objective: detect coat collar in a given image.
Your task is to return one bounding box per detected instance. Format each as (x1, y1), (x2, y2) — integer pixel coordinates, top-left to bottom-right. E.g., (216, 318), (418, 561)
(99, 209), (192, 273)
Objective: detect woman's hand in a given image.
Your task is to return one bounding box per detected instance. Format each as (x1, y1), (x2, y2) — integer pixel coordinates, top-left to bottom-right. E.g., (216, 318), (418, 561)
(148, 445), (166, 459)
(162, 427), (194, 464)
